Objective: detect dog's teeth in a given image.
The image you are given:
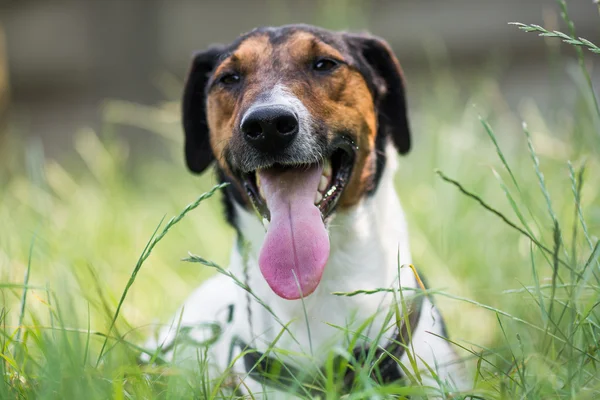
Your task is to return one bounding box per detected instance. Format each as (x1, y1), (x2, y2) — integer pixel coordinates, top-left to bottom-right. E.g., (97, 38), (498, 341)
(323, 160), (332, 177)
(318, 176), (328, 192)
(314, 192), (323, 205)
(256, 175), (265, 198)
(262, 217), (270, 230)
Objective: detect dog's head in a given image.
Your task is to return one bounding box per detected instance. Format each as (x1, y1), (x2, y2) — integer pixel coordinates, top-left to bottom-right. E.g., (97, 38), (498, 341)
(183, 25), (411, 300)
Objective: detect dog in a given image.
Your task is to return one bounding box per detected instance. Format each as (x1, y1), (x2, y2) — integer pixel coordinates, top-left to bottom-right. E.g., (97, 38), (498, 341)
(143, 24), (468, 398)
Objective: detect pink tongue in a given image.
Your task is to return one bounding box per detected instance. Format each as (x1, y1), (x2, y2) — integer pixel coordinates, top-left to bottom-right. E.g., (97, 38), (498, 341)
(257, 165), (330, 300)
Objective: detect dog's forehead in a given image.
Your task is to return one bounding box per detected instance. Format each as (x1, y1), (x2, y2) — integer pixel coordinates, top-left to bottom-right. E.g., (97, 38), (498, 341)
(259, 25), (345, 47)
(222, 25), (349, 65)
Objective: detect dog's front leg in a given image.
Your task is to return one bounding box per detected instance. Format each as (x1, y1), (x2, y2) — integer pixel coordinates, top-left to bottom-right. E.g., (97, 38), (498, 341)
(141, 274), (242, 377)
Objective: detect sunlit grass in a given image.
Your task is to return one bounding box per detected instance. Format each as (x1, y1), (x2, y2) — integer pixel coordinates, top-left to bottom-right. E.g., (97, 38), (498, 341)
(1, 4), (599, 398)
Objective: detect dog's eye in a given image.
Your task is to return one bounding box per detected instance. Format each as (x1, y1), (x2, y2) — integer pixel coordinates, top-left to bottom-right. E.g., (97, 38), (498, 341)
(219, 73), (241, 85)
(313, 58), (338, 72)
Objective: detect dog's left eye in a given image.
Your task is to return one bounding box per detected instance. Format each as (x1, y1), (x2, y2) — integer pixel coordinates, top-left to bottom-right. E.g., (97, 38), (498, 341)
(219, 73), (241, 85)
(313, 58), (339, 72)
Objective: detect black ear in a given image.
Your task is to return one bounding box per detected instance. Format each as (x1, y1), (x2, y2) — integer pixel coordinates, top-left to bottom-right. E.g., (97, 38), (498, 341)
(183, 46), (224, 174)
(345, 34), (411, 155)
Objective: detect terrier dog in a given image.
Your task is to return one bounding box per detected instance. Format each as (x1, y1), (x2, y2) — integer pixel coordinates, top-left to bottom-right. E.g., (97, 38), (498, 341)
(144, 24), (468, 398)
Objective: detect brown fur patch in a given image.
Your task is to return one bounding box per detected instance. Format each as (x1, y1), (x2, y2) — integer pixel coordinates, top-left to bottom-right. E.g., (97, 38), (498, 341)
(205, 29), (380, 210)
(207, 34), (272, 172)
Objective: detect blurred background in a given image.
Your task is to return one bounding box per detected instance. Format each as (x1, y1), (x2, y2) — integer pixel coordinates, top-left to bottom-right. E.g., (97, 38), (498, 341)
(1, 0), (599, 159)
(0, 0), (599, 353)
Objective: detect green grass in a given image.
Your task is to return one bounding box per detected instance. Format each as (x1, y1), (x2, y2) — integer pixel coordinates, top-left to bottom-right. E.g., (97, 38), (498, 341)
(2, 5), (600, 399)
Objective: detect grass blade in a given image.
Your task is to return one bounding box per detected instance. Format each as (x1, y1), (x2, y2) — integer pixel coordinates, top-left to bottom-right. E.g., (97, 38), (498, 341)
(96, 182), (228, 365)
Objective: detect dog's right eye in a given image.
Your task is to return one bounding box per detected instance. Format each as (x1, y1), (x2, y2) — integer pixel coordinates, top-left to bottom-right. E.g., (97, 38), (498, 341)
(219, 73), (241, 85)
(313, 58), (339, 73)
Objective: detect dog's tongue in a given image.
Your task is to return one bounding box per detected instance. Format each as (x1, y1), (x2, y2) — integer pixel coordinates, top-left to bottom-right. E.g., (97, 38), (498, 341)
(257, 165), (330, 300)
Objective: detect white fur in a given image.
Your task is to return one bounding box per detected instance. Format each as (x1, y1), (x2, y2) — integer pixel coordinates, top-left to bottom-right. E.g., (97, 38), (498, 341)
(143, 145), (468, 397)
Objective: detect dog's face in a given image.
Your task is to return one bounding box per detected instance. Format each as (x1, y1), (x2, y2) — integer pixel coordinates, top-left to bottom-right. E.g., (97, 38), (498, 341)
(183, 25), (411, 300)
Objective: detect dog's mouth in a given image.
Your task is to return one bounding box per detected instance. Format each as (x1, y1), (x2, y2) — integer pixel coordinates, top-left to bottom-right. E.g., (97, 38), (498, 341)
(241, 143), (355, 223)
(235, 139), (356, 300)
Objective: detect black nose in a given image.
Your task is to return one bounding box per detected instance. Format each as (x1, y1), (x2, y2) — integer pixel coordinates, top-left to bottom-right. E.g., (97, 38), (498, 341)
(241, 106), (299, 153)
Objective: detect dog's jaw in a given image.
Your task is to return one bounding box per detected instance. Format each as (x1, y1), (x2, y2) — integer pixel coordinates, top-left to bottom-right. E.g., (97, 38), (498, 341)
(230, 144), (416, 354)
(143, 145), (469, 394)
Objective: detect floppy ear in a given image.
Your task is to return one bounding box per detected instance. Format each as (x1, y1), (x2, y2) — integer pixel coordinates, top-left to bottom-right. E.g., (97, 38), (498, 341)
(183, 46), (224, 174)
(345, 34), (411, 154)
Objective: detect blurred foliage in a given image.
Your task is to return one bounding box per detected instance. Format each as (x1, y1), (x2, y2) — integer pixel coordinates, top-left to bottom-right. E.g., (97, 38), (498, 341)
(1, 1), (600, 396)
(0, 23), (9, 159)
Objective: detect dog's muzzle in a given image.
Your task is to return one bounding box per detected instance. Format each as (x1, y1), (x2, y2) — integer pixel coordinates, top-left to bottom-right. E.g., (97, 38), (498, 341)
(226, 87), (357, 301)
(240, 105), (299, 155)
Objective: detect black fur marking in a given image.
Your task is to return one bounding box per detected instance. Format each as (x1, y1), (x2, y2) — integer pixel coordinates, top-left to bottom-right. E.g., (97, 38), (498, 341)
(415, 271), (450, 339)
(371, 127), (389, 196)
(216, 166), (246, 231)
(358, 36), (411, 155)
(183, 46), (224, 174)
(343, 34), (411, 195)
